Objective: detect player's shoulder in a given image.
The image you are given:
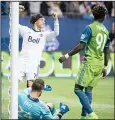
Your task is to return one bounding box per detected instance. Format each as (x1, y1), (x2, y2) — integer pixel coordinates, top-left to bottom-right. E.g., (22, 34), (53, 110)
(19, 24), (30, 31)
(83, 25), (92, 33)
(19, 88), (31, 96)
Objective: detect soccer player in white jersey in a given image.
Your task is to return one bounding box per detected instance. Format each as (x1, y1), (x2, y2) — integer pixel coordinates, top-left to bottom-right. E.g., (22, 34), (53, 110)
(19, 7), (59, 88)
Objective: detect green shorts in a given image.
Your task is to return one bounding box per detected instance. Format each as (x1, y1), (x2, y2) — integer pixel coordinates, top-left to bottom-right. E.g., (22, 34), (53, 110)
(75, 62), (103, 87)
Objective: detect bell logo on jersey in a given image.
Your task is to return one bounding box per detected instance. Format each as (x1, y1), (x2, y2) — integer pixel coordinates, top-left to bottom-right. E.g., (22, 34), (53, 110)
(28, 36), (40, 44)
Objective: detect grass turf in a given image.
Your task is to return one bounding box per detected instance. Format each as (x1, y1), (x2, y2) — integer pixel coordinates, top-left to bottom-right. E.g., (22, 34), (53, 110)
(2, 76), (114, 119)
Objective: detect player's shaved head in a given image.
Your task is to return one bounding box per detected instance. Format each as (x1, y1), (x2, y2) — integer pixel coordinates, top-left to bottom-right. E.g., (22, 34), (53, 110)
(92, 5), (108, 21)
(32, 79), (44, 92)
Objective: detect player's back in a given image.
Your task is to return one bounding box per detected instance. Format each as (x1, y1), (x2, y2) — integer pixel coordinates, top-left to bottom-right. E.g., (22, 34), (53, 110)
(84, 21), (109, 66)
(18, 91), (52, 119)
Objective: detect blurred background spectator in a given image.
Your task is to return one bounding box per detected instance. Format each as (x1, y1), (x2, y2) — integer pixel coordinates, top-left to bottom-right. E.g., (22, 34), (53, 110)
(79, 1), (93, 19)
(47, 2), (63, 17)
(109, 22), (115, 52)
(111, 2), (115, 17)
(19, 2), (29, 16)
(28, 2), (41, 16)
(62, 1), (81, 18)
(1, 1), (115, 19)
(40, 2), (50, 16)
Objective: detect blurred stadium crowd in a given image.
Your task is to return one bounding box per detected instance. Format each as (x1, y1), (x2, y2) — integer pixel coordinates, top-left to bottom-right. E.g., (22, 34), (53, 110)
(1, 1), (115, 18)
(1, 1), (115, 51)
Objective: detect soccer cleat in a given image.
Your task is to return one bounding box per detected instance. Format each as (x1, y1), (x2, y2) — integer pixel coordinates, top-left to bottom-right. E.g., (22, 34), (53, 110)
(87, 112), (98, 119)
(80, 116), (87, 119)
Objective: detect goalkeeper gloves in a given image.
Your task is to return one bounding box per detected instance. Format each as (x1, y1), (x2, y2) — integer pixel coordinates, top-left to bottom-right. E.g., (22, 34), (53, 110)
(44, 84), (52, 91)
(59, 102), (69, 115)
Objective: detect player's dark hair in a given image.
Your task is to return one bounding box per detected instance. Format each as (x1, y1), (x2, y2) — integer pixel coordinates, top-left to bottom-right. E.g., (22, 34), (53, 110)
(32, 79), (44, 92)
(92, 5), (108, 21)
(30, 14), (44, 24)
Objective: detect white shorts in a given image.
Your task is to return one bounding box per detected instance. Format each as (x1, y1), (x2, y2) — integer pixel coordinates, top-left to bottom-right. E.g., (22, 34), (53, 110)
(18, 58), (40, 82)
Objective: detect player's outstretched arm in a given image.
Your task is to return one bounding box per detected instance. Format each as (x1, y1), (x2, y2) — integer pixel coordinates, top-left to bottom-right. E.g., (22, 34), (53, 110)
(101, 47), (110, 78)
(59, 42), (86, 63)
(59, 25), (91, 63)
(46, 13), (59, 41)
(42, 102), (69, 120)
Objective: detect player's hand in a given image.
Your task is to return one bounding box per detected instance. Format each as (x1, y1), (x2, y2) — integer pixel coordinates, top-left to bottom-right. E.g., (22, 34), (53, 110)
(19, 5), (25, 12)
(59, 56), (67, 63)
(59, 102), (69, 115)
(47, 103), (56, 115)
(52, 13), (58, 20)
(44, 84), (52, 91)
(101, 68), (107, 79)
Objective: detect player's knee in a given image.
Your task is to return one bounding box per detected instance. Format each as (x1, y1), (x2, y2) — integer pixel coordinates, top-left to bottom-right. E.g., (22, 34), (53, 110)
(85, 86), (93, 93)
(74, 84), (84, 94)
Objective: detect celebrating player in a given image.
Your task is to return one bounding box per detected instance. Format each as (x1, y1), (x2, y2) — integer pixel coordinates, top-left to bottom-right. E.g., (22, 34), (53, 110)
(59, 5), (109, 119)
(19, 6), (59, 89)
(18, 79), (69, 119)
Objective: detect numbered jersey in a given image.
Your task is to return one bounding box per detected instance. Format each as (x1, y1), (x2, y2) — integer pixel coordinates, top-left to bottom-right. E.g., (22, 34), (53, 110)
(80, 21), (109, 66)
(18, 90), (53, 119)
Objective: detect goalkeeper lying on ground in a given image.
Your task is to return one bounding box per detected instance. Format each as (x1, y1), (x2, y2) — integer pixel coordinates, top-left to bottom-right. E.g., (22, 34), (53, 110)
(18, 79), (69, 119)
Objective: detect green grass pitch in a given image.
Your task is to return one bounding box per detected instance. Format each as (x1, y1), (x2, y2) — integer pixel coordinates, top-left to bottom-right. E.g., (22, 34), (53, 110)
(2, 76), (114, 119)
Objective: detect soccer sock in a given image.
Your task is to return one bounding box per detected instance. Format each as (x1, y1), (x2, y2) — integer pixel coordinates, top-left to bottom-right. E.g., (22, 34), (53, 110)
(81, 107), (87, 117)
(81, 88), (93, 116)
(85, 90), (92, 104)
(74, 87), (93, 114)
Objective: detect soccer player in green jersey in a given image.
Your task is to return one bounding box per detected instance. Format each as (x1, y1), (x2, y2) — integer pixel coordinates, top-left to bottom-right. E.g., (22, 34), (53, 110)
(59, 5), (110, 119)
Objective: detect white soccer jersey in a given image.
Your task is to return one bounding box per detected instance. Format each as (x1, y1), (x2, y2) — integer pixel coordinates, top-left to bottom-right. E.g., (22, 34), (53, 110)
(19, 20), (59, 65)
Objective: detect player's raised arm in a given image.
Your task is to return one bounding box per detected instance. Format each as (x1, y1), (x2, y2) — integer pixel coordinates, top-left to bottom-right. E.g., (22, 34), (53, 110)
(46, 13), (59, 41)
(19, 5), (28, 37)
(19, 24), (28, 37)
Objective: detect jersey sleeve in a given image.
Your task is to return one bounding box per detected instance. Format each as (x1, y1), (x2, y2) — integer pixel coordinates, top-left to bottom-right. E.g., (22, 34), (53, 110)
(80, 26), (92, 43)
(19, 24), (28, 37)
(46, 20), (59, 41)
(41, 103), (54, 119)
(42, 110), (60, 119)
(40, 101), (60, 119)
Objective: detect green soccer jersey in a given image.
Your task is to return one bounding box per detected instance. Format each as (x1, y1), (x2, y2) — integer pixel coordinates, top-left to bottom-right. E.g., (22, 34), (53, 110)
(80, 21), (109, 66)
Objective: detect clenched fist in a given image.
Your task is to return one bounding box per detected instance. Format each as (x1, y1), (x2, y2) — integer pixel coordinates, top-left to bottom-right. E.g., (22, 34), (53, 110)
(52, 13), (58, 20)
(59, 56), (67, 63)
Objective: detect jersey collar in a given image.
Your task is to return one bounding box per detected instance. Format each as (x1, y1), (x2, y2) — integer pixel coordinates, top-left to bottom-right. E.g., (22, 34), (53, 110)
(32, 28), (41, 32)
(28, 94), (39, 102)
